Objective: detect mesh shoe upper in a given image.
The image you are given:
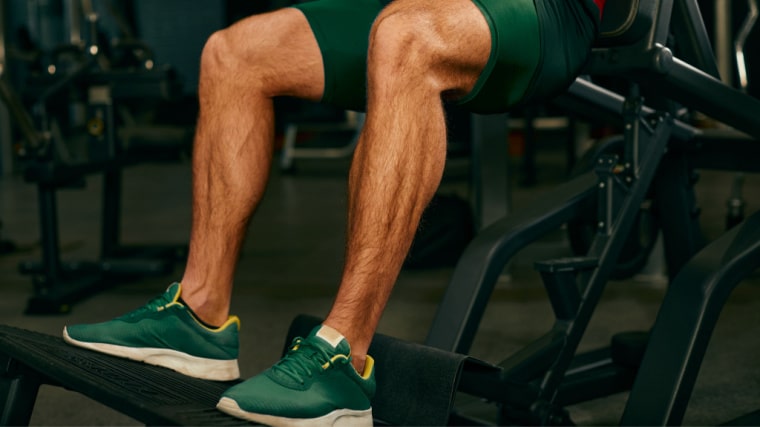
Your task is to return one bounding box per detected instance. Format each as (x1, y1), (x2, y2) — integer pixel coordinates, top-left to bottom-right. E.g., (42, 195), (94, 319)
(219, 325), (375, 420)
(63, 283), (240, 380)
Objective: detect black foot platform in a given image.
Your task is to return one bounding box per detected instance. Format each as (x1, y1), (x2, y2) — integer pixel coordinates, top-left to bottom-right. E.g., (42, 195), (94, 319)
(0, 325), (248, 426)
(0, 319), (474, 426)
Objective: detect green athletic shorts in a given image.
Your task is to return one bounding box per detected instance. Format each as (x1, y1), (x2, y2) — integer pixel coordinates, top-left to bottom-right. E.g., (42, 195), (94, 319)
(291, 0), (599, 114)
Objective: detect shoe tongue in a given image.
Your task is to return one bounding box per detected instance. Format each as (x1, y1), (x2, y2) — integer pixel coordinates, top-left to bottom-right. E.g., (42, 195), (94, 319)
(312, 325), (349, 354)
(165, 282), (182, 302)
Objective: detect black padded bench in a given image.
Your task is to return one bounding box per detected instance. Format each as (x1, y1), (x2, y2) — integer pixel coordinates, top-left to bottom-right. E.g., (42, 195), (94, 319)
(597, 0), (659, 47)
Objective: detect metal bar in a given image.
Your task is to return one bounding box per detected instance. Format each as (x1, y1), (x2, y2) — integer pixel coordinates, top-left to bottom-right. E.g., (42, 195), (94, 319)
(715, 0), (734, 84)
(734, 0), (759, 91)
(671, 0), (722, 79)
(643, 53), (760, 138)
(557, 78), (698, 141)
(652, 151), (704, 280)
(0, 78), (46, 152)
(470, 113), (511, 230)
(538, 110), (673, 402)
(425, 172), (597, 353)
(65, 0), (84, 47)
(0, 356), (43, 426)
(37, 183), (63, 284)
(91, 86), (121, 257)
(652, 0), (676, 46)
(621, 211), (760, 425)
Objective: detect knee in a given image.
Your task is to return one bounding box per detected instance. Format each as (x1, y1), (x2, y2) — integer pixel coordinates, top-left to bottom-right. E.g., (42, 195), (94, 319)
(368, 4), (488, 94)
(199, 29), (238, 82)
(368, 7), (445, 85)
(199, 25), (273, 88)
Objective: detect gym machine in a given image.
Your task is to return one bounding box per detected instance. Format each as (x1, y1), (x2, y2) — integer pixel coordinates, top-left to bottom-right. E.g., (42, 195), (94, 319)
(422, 0), (760, 424)
(0, 0), (189, 314)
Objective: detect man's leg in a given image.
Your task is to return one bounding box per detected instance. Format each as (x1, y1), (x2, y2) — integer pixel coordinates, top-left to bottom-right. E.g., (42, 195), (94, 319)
(217, 0), (492, 421)
(63, 7), (326, 380)
(324, 0), (492, 372)
(217, 1), (493, 423)
(180, 8), (325, 326)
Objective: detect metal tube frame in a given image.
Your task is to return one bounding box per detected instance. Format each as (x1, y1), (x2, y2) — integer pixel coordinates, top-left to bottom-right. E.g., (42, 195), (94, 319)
(426, 0), (760, 422)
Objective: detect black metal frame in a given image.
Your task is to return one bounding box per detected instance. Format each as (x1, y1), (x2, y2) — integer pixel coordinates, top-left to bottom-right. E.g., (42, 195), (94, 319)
(0, 354), (43, 426)
(424, 0), (760, 424)
(0, 14), (187, 314)
(14, 74), (188, 314)
(622, 211), (760, 425)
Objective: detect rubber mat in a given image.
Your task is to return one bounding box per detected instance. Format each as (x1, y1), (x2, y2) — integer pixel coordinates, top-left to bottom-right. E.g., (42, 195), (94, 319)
(0, 325), (249, 425)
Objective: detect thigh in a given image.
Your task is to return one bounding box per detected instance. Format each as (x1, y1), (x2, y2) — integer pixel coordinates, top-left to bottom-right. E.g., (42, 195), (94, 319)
(457, 0), (599, 113)
(215, 8), (326, 101)
(292, 0), (389, 111)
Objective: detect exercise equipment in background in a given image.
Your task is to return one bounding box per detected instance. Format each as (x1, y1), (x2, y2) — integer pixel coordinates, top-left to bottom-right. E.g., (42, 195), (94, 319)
(0, 0), (191, 314)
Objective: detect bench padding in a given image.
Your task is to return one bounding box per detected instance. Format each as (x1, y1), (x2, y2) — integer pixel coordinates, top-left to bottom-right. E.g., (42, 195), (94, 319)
(598, 0), (658, 46)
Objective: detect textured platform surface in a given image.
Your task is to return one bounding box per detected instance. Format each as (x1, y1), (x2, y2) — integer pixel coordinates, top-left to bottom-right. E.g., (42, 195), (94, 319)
(0, 320), (470, 426)
(0, 324), (249, 426)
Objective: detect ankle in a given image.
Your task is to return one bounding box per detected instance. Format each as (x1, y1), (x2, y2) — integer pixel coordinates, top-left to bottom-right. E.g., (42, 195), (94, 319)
(322, 320), (370, 374)
(351, 354), (367, 375)
(178, 291), (230, 327)
(179, 297), (226, 328)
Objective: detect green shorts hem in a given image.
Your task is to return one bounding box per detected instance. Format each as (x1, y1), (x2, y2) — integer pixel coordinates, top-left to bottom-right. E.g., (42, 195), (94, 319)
(292, 0), (595, 114)
(455, 0), (540, 114)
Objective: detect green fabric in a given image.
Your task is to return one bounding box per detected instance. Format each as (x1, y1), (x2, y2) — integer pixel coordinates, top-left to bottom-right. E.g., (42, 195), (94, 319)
(221, 326), (375, 418)
(65, 283), (239, 360)
(456, 0), (540, 113)
(292, 0), (384, 111)
(521, 0), (599, 104)
(293, 0), (541, 113)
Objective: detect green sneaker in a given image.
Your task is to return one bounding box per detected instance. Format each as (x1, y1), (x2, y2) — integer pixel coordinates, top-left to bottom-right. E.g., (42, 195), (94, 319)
(217, 325), (375, 426)
(63, 282), (240, 381)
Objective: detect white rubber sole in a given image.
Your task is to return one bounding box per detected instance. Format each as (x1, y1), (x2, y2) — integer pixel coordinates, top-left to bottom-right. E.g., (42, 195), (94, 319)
(217, 397), (373, 427)
(62, 327), (240, 381)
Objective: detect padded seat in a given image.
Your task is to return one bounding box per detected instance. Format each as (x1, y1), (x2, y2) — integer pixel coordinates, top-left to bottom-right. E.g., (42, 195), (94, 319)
(597, 0), (658, 46)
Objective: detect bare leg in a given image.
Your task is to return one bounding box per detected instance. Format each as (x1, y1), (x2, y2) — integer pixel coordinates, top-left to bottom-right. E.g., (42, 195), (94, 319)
(180, 8), (325, 326)
(323, 0), (492, 370)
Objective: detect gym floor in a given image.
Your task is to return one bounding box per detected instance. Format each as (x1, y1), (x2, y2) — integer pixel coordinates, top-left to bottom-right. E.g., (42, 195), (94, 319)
(0, 137), (759, 426)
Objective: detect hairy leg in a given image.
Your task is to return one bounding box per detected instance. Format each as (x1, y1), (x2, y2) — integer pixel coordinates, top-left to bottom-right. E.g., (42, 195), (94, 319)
(180, 8), (325, 326)
(323, 0), (492, 370)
